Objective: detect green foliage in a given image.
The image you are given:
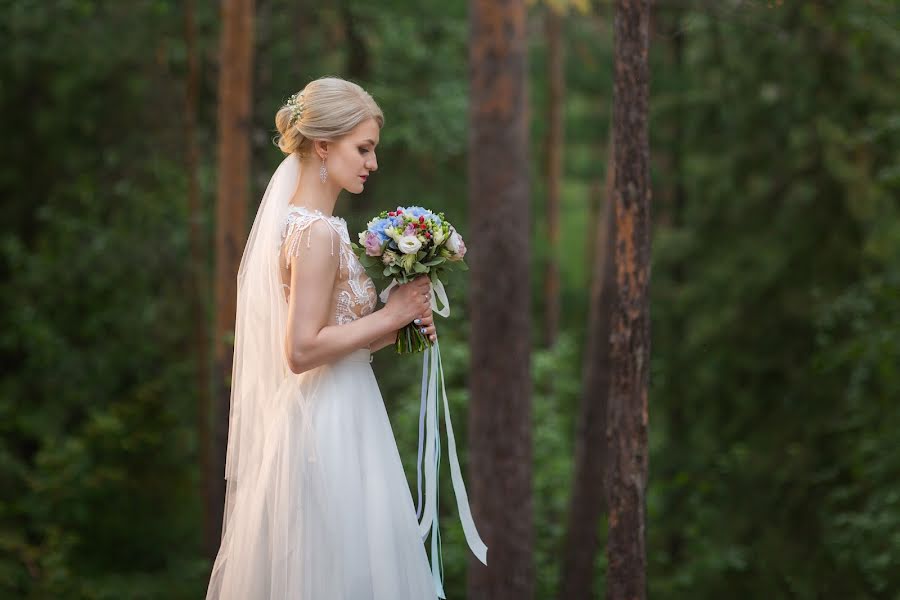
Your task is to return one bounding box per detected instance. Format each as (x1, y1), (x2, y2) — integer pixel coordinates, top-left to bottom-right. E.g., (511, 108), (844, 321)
(646, 2), (900, 597)
(1, 0), (213, 596)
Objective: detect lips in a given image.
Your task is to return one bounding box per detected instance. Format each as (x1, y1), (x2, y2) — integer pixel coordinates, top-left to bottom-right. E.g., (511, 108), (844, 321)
(360, 175), (368, 181)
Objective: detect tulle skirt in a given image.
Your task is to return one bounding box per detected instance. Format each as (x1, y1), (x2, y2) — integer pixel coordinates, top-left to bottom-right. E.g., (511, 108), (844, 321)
(206, 347), (438, 600)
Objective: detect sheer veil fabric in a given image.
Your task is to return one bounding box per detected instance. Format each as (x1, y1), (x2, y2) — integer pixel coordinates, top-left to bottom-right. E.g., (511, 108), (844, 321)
(205, 153), (439, 599)
(221, 152), (297, 541)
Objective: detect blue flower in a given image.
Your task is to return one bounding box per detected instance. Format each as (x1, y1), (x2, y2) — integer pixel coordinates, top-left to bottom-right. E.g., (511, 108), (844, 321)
(404, 206), (432, 218)
(368, 217), (394, 243)
(401, 205), (441, 226)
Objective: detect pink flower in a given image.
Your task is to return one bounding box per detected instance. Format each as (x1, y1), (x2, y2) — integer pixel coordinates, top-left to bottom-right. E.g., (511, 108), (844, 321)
(447, 229), (467, 259)
(403, 223), (418, 236)
(364, 231), (383, 256)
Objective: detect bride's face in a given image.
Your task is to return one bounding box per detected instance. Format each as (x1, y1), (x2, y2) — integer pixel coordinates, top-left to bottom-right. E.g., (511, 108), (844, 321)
(324, 118), (380, 194)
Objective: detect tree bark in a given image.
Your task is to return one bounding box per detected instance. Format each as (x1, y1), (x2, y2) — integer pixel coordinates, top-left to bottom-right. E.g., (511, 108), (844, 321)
(211, 0), (255, 557)
(183, 0), (214, 558)
(467, 1), (533, 598)
(543, 6), (565, 348)
(560, 133), (616, 600)
(605, 0), (651, 598)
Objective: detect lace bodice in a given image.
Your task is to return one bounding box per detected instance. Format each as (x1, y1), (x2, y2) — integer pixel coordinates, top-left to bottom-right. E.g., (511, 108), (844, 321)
(279, 205), (378, 325)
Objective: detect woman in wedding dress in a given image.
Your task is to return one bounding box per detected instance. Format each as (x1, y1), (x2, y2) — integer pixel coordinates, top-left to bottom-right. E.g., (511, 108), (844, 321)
(205, 77), (442, 599)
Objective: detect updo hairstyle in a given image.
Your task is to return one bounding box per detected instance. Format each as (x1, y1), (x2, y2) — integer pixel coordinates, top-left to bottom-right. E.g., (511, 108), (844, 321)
(274, 76), (384, 158)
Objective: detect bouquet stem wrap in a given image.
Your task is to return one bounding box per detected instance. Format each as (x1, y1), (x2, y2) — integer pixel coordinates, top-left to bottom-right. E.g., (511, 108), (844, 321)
(414, 338), (488, 598)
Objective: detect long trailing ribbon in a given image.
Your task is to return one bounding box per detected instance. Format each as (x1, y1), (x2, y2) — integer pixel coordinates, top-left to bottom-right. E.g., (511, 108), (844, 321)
(415, 339), (488, 598)
(381, 277), (487, 597)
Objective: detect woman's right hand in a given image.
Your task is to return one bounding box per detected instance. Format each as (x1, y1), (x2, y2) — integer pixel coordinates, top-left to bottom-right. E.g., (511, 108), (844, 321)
(385, 276), (432, 326)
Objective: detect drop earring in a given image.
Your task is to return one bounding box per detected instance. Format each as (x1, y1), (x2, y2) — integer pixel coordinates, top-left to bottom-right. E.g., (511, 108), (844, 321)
(319, 157), (328, 183)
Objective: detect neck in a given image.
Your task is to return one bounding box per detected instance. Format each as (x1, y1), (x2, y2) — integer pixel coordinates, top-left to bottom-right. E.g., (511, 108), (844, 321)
(289, 154), (341, 216)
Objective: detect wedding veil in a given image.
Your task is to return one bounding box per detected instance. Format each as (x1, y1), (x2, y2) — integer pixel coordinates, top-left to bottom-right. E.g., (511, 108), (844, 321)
(220, 152), (299, 540)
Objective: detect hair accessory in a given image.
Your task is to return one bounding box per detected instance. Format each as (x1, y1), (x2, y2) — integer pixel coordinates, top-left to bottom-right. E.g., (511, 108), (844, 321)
(287, 91), (306, 126)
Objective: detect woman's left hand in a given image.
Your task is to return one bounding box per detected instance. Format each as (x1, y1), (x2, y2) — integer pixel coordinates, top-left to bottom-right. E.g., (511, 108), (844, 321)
(413, 307), (437, 342)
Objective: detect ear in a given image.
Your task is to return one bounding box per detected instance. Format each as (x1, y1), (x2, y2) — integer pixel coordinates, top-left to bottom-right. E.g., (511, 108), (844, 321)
(313, 139), (329, 160)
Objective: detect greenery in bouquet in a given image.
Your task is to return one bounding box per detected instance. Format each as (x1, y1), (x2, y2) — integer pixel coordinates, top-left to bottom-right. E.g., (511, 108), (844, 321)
(350, 205), (468, 354)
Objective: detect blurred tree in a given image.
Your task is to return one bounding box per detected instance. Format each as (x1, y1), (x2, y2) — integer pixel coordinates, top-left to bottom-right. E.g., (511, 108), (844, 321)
(211, 0), (256, 557)
(467, 0), (535, 598)
(542, 4), (565, 348)
(182, 0), (214, 558)
(605, 0), (651, 598)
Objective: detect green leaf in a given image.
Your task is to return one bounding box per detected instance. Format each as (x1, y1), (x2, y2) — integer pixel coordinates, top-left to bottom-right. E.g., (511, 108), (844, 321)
(360, 254), (379, 268)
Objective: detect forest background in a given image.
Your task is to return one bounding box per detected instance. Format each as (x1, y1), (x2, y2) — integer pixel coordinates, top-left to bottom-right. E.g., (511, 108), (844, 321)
(2, 0), (898, 598)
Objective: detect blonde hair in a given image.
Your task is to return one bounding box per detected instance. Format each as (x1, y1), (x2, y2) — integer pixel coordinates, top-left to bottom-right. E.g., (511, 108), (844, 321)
(274, 76), (384, 158)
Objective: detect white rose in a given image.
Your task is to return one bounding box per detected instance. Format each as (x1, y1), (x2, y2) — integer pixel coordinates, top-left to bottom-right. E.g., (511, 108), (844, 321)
(433, 227), (447, 245)
(446, 229), (461, 253)
(358, 230), (368, 245)
(398, 235), (422, 254)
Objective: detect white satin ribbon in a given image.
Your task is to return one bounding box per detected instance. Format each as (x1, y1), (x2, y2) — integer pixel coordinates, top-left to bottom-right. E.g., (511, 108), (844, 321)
(415, 338), (488, 598)
(379, 277), (450, 318)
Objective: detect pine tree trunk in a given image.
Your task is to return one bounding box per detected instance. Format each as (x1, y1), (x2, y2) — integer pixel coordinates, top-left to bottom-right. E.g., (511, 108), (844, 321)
(211, 0), (255, 556)
(559, 133), (615, 600)
(543, 7), (565, 348)
(605, 0), (651, 598)
(183, 0), (214, 558)
(467, 1), (534, 598)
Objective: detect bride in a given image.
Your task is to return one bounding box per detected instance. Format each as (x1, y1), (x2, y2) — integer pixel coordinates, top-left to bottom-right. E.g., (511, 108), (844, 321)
(205, 77), (442, 599)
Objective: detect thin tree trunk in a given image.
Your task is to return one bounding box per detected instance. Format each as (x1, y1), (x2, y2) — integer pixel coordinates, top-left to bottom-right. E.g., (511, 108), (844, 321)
(211, 0), (255, 557)
(543, 7), (565, 348)
(559, 133), (615, 600)
(183, 0), (214, 558)
(467, 1), (533, 598)
(605, 0), (651, 598)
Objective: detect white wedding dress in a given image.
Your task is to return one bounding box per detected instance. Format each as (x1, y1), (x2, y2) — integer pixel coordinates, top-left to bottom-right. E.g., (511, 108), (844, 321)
(205, 205), (439, 599)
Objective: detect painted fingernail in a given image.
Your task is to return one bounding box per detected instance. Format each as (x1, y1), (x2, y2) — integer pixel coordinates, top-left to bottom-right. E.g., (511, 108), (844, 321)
(414, 318), (421, 324)
(420, 327), (426, 333)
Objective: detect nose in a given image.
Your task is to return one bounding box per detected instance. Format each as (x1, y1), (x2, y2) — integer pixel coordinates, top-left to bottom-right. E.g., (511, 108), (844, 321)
(367, 153), (378, 172)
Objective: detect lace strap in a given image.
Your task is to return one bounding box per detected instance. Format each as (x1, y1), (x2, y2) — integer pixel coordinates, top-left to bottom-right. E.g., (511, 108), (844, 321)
(280, 213), (348, 271)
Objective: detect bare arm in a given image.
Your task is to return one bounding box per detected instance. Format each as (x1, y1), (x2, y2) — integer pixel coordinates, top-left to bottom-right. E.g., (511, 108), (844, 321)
(283, 220), (405, 374)
(288, 308), (404, 373)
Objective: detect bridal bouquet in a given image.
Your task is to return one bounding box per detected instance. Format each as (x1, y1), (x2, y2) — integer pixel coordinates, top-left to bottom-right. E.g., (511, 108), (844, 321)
(351, 205), (468, 354)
